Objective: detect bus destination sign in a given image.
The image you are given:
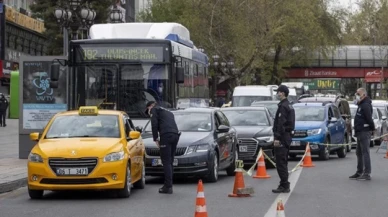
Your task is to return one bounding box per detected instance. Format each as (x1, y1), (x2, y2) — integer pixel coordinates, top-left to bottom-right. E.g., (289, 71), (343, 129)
(74, 44), (166, 63)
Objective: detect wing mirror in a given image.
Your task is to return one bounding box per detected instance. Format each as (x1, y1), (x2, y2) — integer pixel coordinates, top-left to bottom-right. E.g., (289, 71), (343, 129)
(329, 117), (338, 123)
(382, 116), (387, 121)
(30, 132), (40, 141)
(128, 131), (141, 140)
(217, 125), (230, 133)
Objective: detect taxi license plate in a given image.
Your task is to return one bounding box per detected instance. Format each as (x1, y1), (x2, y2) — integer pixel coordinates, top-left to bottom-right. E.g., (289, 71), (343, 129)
(152, 159), (178, 166)
(56, 168), (88, 175)
(291, 141), (300, 146)
(239, 146), (248, 152)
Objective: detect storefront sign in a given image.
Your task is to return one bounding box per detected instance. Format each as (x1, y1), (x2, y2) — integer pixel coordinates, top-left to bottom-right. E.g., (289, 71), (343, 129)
(5, 6), (45, 33)
(303, 79), (340, 90)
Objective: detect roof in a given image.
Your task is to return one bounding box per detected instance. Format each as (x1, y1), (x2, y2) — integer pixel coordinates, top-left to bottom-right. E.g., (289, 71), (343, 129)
(293, 102), (326, 107)
(221, 106), (267, 111)
(251, 101), (279, 105)
(173, 108), (215, 113)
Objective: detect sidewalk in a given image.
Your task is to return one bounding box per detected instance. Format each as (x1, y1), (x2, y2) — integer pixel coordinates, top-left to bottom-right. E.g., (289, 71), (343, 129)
(0, 119), (27, 194)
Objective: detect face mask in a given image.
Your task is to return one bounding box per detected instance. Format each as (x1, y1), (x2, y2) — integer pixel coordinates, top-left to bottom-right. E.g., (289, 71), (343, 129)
(276, 93), (282, 100)
(158, 87), (163, 93)
(355, 95), (361, 101)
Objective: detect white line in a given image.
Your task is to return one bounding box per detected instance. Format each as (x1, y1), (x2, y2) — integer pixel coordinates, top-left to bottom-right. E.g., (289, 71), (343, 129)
(263, 167), (303, 217)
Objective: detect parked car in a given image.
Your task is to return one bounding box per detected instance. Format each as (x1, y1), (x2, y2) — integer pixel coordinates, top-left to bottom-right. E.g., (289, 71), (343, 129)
(220, 107), (275, 166)
(350, 104), (387, 147)
(371, 102), (388, 133)
(299, 96), (352, 152)
(250, 100), (279, 119)
(142, 108), (237, 182)
(290, 102), (348, 160)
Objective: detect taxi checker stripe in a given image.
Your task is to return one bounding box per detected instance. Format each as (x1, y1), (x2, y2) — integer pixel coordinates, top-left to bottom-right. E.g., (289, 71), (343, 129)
(195, 205), (207, 212)
(197, 192), (205, 198)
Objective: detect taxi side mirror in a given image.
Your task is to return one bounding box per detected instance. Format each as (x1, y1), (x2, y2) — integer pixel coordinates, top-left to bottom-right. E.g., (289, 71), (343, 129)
(128, 131), (141, 140)
(30, 132), (40, 141)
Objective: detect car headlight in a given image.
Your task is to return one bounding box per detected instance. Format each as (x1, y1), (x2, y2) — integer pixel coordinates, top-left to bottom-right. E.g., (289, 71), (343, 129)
(103, 151), (124, 162)
(256, 136), (274, 143)
(28, 153), (43, 163)
(307, 129), (322, 136)
(185, 144), (210, 155)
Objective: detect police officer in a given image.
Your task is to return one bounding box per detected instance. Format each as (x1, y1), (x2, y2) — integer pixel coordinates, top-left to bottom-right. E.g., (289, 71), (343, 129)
(0, 94), (9, 127)
(145, 101), (180, 194)
(272, 85), (295, 193)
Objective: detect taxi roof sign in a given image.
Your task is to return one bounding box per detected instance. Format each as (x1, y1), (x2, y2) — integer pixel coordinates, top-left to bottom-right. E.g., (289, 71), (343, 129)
(79, 106), (99, 116)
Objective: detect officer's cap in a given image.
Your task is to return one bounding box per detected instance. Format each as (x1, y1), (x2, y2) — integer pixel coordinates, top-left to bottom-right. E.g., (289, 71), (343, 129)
(275, 85), (289, 95)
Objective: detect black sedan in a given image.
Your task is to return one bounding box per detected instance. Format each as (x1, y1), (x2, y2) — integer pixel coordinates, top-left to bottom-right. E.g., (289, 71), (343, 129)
(142, 108), (238, 182)
(221, 106), (275, 166)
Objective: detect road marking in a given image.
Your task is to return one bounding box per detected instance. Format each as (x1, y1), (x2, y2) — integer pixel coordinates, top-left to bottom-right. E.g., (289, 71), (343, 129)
(263, 167), (303, 217)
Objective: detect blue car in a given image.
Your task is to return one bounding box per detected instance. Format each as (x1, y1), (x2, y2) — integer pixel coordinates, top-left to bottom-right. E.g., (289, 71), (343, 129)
(289, 102), (348, 160)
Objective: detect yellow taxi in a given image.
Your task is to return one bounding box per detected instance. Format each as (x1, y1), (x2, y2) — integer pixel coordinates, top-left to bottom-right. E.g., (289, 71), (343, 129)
(27, 106), (145, 199)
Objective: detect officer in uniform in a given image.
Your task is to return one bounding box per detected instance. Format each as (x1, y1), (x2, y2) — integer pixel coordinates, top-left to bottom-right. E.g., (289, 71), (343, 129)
(145, 101), (180, 194)
(0, 94), (9, 127)
(272, 85), (295, 193)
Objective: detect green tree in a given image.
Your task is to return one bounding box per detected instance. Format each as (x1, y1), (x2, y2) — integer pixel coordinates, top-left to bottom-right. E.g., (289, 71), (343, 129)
(30, 0), (112, 55)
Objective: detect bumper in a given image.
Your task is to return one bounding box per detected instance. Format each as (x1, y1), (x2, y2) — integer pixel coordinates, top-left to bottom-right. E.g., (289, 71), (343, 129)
(289, 140), (326, 155)
(145, 151), (211, 176)
(238, 145), (274, 165)
(27, 160), (127, 191)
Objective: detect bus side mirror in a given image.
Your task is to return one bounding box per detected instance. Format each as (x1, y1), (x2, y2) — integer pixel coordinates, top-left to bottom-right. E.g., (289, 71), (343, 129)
(176, 67), (184, 84)
(51, 64), (60, 81)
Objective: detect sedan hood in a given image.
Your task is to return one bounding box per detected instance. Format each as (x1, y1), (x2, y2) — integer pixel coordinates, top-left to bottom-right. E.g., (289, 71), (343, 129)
(142, 132), (212, 148)
(233, 126), (272, 138)
(295, 121), (324, 130)
(35, 138), (123, 159)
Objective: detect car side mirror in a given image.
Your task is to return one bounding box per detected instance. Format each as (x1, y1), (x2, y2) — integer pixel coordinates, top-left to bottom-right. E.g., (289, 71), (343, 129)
(135, 126), (143, 133)
(176, 67), (184, 84)
(50, 64), (60, 81)
(128, 131), (141, 140)
(329, 117), (338, 123)
(30, 132), (40, 141)
(217, 125), (230, 133)
(382, 116), (387, 120)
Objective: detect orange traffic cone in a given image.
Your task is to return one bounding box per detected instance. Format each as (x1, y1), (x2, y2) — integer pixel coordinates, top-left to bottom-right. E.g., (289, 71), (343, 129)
(228, 168), (251, 197)
(276, 200), (285, 217)
(301, 143), (315, 167)
(253, 149), (271, 179)
(195, 180), (208, 217)
(384, 149), (388, 159)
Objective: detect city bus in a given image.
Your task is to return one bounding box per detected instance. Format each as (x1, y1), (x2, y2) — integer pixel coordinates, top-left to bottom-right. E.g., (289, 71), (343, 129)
(49, 23), (209, 126)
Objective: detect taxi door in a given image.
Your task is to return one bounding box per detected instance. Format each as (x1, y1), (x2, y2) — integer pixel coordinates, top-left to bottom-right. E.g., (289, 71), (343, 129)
(123, 115), (142, 177)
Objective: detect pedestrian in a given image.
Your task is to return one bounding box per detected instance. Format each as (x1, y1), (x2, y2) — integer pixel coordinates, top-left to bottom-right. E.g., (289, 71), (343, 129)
(145, 101), (180, 194)
(0, 93), (9, 127)
(272, 85), (295, 193)
(349, 88), (375, 181)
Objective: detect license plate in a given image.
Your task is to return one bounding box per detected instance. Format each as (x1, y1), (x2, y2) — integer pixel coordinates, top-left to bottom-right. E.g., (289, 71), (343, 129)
(56, 168), (88, 175)
(291, 141), (300, 146)
(239, 146), (248, 152)
(152, 159), (178, 166)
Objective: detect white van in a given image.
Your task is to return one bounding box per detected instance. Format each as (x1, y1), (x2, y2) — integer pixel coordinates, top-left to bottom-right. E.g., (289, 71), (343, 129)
(271, 86), (297, 102)
(232, 85), (275, 107)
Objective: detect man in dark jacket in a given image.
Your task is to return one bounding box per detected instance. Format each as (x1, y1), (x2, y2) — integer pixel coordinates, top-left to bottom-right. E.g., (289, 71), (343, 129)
(350, 88), (375, 181)
(145, 101), (180, 194)
(0, 94), (9, 127)
(272, 85), (295, 193)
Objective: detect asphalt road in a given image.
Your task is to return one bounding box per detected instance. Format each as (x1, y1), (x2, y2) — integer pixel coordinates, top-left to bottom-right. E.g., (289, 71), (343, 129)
(1, 148), (388, 217)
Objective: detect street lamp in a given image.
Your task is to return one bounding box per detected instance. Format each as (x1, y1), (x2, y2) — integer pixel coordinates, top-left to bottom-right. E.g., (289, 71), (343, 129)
(109, 5), (124, 23)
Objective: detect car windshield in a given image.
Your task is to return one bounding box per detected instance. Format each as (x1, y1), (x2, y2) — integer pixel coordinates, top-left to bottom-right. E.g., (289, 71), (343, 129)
(352, 107), (380, 119)
(232, 96), (272, 107)
(45, 115), (120, 138)
(222, 110), (269, 126)
(145, 112), (212, 132)
(374, 106), (387, 117)
(251, 103), (278, 117)
(294, 106), (325, 121)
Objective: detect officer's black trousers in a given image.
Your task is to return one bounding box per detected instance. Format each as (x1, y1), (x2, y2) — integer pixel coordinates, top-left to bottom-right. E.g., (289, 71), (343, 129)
(0, 111), (5, 126)
(275, 146), (290, 188)
(160, 133), (180, 188)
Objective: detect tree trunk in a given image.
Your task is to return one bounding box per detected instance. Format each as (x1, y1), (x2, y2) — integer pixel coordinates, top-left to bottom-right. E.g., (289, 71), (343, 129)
(270, 45), (282, 84)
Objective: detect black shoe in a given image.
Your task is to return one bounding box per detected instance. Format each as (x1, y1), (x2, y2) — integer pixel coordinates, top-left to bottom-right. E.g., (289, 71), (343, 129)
(272, 185), (290, 193)
(357, 174), (371, 181)
(159, 186), (173, 194)
(349, 173), (361, 180)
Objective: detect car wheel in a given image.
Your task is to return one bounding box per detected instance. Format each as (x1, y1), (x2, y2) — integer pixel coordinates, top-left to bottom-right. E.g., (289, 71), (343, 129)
(206, 152), (219, 183)
(319, 138), (330, 161)
(117, 162), (131, 198)
(28, 188), (43, 199)
(226, 148), (237, 176)
(337, 145), (346, 158)
(289, 153), (297, 159)
(133, 158), (145, 189)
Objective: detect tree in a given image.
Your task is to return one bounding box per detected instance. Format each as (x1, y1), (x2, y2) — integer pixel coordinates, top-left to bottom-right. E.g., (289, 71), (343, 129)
(30, 0), (112, 55)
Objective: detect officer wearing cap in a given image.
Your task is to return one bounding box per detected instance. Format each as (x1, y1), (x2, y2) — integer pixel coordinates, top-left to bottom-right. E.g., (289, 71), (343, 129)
(272, 85), (295, 193)
(145, 101), (180, 194)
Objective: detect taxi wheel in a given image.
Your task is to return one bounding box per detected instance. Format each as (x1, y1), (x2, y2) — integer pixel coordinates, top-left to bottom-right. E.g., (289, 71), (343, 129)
(133, 158), (146, 189)
(226, 148), (238, 176)
(117, 162), (131, 198)
(206, 152), (219, 183)
(28, 188), (43, 199)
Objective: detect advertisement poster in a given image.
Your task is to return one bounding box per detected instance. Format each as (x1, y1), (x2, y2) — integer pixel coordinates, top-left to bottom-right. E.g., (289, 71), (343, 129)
(22, 61), (67, 130)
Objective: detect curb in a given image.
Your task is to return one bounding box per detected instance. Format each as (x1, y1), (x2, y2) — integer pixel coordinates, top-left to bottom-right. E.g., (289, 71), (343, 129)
(0, 178), (27, 194)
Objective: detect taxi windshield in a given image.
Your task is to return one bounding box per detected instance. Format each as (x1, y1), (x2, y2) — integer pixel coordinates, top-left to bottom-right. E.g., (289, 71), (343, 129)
(45, 115), (120, 138)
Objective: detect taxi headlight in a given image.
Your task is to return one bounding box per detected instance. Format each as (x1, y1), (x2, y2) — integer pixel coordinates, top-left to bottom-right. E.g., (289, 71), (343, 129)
(28, 153), (43, 163)
(103, 151), (124, 162)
